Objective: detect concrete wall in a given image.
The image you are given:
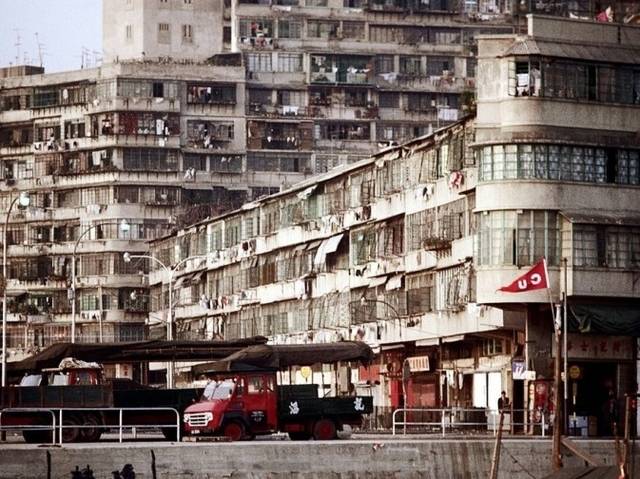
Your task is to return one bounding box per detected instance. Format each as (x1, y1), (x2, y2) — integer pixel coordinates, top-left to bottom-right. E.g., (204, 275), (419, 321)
(103, 0), (223, 63)
(0, 439), (635, 479)
(527, 14), (640, 47)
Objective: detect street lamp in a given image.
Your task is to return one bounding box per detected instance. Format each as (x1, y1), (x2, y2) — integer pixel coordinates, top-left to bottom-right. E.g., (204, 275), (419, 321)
(2, 191), (31, 387)
(71, 219), (131, 343)
(123, 251), (207, 388)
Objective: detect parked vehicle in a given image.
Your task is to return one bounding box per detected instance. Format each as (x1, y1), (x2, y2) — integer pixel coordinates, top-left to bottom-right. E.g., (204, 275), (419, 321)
(184, 370), (372, 440)
(0, 358), (200, 443)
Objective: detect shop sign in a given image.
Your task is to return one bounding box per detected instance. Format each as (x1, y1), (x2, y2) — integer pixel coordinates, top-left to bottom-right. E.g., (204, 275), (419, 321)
(407, 355), (430, 372)
(512, 360), (526, 380)
(300, 366), (312, 379)
(551, 334), (633, 360)
(568, 365), (582, 380)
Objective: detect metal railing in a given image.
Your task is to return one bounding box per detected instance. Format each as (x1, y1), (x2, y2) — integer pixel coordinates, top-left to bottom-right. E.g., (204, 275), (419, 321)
(392, 408), (548, 437)
(0, 408), (57, 445)
(0, 407), (180, 444)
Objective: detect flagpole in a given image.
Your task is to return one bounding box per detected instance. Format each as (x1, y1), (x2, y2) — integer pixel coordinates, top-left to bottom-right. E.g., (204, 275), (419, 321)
(546, 257), (563, 471)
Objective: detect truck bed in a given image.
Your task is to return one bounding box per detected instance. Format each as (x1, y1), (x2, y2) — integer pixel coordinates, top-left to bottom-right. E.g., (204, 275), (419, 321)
(0, 385), (112, 409)
(278, 395), (373, 420)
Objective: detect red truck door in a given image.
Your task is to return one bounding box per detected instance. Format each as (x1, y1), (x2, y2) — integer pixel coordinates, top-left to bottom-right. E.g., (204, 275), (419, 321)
(244, 373), (277, 433)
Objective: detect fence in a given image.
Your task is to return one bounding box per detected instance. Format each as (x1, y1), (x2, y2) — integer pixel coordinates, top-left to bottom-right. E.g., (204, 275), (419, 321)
(392, 408), (548, 437)
(0, 407), (180, 444)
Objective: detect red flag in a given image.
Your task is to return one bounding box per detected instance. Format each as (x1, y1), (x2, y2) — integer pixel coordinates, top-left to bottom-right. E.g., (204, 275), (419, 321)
(498, 258), (549, 293)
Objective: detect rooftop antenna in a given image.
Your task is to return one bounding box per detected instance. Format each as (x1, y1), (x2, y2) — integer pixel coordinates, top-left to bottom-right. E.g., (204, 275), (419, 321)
(35, 32), (45, 67)
(14, 29), (22, 65)
(92, 50), (102, 67)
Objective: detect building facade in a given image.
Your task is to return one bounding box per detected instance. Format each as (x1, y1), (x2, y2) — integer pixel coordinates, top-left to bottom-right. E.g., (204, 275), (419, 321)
(148, 14), (640, 433)
(0, 57), (310, 368)
(474, 15), (640, 434)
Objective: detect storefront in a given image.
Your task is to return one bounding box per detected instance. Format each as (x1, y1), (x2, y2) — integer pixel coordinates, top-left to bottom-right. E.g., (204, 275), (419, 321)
(560, 333), (635, 436)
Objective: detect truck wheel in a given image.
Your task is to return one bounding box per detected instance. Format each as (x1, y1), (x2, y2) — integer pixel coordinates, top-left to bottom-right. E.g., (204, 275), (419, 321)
(223, 421), (245, 442)
(288, 432), (311, 441)
(161, 427), (180, 441)
(313, 419), (336, 440)
(80, 414), (102, 442)
(22, 430), (53, 444)
(58, 417), (81, 443)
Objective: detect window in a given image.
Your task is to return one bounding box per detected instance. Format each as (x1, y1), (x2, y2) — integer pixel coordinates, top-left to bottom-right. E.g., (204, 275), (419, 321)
(477, 210), (561, 266)
(187, 83), (235, 104)
(305, 0), (327, 6)
(125, 25), (133, 41)
(247, 53), (272, 72)
(573, 225), (640, 269)
(400, 56), (422, 76)
(379, 92), (399, 108)
(277, 53), (302, 72)
(182, 24), (193, 42)
(277, 90), (305, 106)
(122, 149), (179, 171)
(426, 56), (453, 76)
(278, 19), (301, 39)
(307, 20), (339, 39)
(514, 58), (640, 105)
(342, 21), (365, 39)
(376, 55), (394, 74)
(158, 23), (170, 44)
(478, 143), (638, 185)
(239, 19), (274, 39)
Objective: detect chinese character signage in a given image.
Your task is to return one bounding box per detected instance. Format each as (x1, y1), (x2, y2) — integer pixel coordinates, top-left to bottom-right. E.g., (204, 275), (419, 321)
(551, 334), (633, 360)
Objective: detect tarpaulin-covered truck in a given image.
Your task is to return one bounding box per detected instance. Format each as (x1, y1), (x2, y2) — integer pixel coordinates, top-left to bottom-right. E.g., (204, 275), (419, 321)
(183, 342), (374, 440)
(1, 338), (268, 443)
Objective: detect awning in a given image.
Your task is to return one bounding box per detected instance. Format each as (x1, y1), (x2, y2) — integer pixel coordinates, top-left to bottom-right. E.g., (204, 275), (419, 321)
(385, 274), (403, 291)
(503, 38), (640, 65)
(313, 234), (344, 266)
(368, 275), (388, 288)
(560, 211), (640, 227)
(324, 233), (344, 255)
(296, 185), (317, 200)
(569, 303), (640, 336)
(441, 334), (466, 344)
(192, 341), (374, 373)
(416, 338), (439, 347)
(7, 337), (270, 376)
(190, 270), (205, 285)
(306, 240), (322, 250)
(173, 274), (192, 289)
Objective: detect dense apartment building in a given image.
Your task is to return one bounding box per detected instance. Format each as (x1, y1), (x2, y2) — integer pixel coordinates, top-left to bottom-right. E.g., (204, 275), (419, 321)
(147, 15), (640, 432)
(0, 57), (313, 368)
(0, 0), (519, 366)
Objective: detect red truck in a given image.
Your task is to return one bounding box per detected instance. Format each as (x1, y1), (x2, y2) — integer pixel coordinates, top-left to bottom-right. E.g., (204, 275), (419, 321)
(183, 370), (373, 441)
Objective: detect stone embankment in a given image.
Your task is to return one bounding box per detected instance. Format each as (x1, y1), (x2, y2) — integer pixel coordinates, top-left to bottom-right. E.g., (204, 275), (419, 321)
(0, 439), (634, 478)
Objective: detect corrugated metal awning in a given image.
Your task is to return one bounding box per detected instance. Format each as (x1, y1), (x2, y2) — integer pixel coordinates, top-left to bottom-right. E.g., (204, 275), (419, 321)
(503, 38), (640, 65)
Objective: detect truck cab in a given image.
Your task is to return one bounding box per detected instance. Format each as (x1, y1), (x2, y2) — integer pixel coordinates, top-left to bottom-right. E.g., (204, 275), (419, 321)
(183, 369), (373, 441)
(183, 372), (278, 440)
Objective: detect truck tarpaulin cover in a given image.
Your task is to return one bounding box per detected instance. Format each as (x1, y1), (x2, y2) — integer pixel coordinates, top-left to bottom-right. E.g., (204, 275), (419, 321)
(192, 341), (374, 374)
(8, 337), (268, 374)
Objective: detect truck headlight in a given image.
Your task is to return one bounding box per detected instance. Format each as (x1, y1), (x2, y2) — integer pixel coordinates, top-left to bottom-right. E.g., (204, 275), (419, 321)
(204, 412), (213, 424)
(183, 414), (190, 423)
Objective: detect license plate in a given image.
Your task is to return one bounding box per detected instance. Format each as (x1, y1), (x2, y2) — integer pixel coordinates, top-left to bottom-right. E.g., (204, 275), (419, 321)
(192, 429), (200, 435)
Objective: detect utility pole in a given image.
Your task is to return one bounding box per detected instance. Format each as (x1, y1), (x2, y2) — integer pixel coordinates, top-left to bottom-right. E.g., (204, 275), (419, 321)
(552, 322), (563, 470)
(490, 411), (505, 479)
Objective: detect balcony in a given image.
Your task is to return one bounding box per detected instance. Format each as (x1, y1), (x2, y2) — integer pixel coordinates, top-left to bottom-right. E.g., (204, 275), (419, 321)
(246, 104), (312, 119)
(261, 137), (301, 150)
